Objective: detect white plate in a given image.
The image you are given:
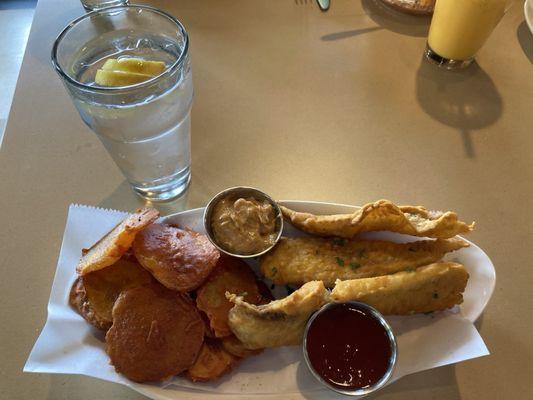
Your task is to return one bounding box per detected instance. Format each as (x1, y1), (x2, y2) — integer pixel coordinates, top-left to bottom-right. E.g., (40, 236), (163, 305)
(25, 201), (494, 400)
(526, 0), (533, 34)
(124, 200), (495, 400)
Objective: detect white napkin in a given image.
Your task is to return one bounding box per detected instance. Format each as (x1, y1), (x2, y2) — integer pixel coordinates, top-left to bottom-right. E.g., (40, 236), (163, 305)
(24, 204), (489, 396)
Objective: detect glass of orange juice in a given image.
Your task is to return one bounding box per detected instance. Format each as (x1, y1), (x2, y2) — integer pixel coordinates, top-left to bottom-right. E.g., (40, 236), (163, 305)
(425, 0), (507, 69)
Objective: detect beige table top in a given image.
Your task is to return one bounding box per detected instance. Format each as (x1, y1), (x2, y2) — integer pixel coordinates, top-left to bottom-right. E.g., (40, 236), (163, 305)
(1, 0), (532, 398)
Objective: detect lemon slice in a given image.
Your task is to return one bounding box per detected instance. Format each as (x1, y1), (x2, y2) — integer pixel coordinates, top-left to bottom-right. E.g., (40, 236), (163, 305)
(95, 58), (167, 87)
(101, 58), (166, 76)
(95, 70), (154, 87)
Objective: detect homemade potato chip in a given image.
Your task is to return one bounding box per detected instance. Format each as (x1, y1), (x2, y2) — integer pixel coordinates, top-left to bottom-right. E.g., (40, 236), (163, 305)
(331, 262), (469, 314)
(76, 208), (159, 275)
(226, 281), (329, 349)
(196, 255), (265, 337)
(106, 284), (204, 382)
(185, 339), (240, 382)
(221, 335), (263, 358)
(280, 200), (474, 239)
(261, 237), (468, 287)
(69, 257), (154, 330)
(133, 223), (220, 292)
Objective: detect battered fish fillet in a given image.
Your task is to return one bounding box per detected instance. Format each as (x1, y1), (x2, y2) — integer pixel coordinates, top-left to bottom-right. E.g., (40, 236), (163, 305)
(226, 281), (329, 349)
(77, 208), (159, 275)
(331, 262), (469, 315)
(261, 237), (468, 287)
(280, 200), (474, 239)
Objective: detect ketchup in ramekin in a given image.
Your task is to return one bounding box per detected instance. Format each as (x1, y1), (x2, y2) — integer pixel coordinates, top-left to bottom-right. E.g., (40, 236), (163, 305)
(303, 302), (397, 397)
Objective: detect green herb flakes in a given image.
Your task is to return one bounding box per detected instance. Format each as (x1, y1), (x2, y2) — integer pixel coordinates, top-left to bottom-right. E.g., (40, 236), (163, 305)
(332, 238), (346, 246)
(335, 257), (345, 266)
(349, 262), (360, 270)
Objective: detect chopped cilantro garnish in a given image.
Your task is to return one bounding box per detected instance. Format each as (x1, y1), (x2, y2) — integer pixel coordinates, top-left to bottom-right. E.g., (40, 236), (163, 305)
(349, 262), (360, 270)
(335, 257), (345, 266)
(271, 267), (278, 276)
(333, 238), (346, 246)
(358, 248), (366, 258)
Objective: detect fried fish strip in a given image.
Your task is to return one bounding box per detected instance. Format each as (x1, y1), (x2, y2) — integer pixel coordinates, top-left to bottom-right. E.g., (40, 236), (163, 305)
(280, 200), (474, 239)
(331, 262), (469, 315)
(76, 208), (159, 275)
(226, 281), (329, 349)
(261, 237), (468, 287)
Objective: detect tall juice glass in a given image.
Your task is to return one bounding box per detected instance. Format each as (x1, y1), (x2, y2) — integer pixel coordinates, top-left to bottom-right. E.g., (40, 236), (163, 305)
(426, 0), (506, 69)
(52, 5), (193, 201)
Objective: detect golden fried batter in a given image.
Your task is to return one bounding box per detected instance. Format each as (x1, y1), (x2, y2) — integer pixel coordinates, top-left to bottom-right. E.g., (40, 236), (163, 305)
(133, 223), (220, 292)
(280, 200), (474, 239)
(220, 335), (263, 358)
(185, 338), (240, 382)
(226, 281), (329, 349)
(196, 255), (266, 337)
(106, 284), (204, 382)
(69, 257), (154, 330)
(261, 237), (468, 287)
(76, 208), (159, 275)
(331, 262), (469, 315)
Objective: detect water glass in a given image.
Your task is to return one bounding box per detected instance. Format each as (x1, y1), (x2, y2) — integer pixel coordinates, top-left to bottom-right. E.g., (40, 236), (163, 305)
(80, 0), (129, 12)
(52, 5), (193, 201)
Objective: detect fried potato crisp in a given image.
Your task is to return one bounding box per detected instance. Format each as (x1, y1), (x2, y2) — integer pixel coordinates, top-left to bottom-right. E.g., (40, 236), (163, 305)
(133, 223), (220, 292)
(76, 208), (159, 275)
(280, 200), (474, 239)
(226, 281), (329, 349)
(221, 335), (262, 358)
(185, 338), (240, 382)
(69, 257), (154, 330)
(261, 237), (468, 287)
(106, 284), (204, 382)
(196, 255), (266, 337)
(331, 262), (469, 315)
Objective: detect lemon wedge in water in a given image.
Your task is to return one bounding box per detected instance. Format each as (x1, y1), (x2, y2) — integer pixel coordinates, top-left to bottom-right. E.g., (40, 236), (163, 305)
(95, 58), (166, 87)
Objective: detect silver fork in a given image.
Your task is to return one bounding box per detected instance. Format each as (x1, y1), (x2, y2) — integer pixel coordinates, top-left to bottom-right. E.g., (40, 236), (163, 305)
(294, 0), (330, 11)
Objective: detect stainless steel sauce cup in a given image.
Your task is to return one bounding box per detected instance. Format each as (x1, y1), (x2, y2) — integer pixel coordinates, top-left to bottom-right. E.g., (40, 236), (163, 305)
(303, 301), (397, 397)
(203, 186), (283, 258)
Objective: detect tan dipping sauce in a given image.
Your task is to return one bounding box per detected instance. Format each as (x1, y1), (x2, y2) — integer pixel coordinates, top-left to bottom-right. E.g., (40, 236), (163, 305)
(211, 197), (277, 255)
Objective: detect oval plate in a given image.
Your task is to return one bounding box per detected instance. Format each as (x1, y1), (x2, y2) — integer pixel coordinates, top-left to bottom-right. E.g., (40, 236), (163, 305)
(526, 0), (533, 34)
(130, 200), (494, 400)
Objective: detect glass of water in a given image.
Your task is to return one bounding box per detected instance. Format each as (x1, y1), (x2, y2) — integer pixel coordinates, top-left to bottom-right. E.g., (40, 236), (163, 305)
(52, 5), (193, 201)
(80, 0), (129, 12)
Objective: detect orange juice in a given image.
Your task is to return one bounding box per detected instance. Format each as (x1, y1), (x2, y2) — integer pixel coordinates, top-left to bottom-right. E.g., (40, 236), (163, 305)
(428, 0), (506, 61)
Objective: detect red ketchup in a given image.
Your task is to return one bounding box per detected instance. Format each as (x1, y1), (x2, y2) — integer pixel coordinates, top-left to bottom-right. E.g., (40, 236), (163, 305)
(305, 303), (393, 391)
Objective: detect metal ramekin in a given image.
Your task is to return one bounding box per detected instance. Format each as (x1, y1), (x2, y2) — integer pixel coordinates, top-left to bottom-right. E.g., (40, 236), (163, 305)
(203, 186), (283, 258)
(303, 301), (397, 397)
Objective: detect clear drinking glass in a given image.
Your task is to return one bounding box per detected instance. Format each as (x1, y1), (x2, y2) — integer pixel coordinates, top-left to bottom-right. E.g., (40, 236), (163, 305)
(52, 5), (193, 201)
(80, 0), (129, 12)
(425, 0), (506, 69)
